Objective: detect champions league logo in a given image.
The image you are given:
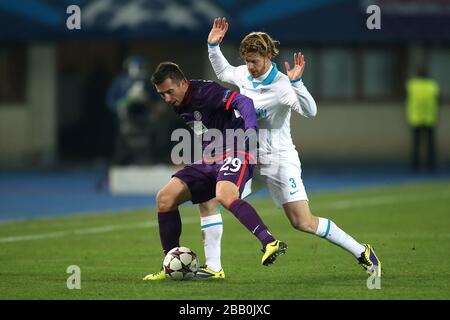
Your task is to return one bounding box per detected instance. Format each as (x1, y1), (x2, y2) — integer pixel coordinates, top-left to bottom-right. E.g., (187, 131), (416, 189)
(222, 90), (233, 103)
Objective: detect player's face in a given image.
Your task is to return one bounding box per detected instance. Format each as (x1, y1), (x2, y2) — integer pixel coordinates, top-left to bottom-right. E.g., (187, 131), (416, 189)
(244, 52), (272, 78)
(155, 78), (188, 107)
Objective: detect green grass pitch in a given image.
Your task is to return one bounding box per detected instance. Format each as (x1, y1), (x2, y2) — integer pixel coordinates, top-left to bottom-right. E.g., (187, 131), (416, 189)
(0, 181), (449, 299)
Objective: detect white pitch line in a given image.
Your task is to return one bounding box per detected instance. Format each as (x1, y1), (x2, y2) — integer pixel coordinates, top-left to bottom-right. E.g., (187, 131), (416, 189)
(0, 206), (151, 226)
(313, 191), (450, 211)
(0, 230), (69, 242)
(0, 191), (449, 243)
(352, 233), (450, 239)
(0, 217), (199, 243)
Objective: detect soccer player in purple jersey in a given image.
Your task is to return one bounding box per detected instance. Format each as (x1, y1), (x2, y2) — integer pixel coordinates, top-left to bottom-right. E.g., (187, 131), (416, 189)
(143, 62), (287, 281)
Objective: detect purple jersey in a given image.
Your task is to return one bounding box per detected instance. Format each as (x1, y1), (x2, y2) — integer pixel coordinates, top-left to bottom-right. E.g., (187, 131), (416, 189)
(172, 80), (258, 162)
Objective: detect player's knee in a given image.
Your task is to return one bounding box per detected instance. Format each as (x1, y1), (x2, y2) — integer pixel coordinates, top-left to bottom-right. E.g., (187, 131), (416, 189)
(215, 192), (237, 209)
(156, 190), (176, 212)
(215, 193), (231, 209)
(215, 183), (239, 208)
(291, 217), (316, 233)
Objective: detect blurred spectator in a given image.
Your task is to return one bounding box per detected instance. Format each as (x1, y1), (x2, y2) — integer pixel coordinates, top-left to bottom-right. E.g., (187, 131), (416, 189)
(106, 55), (158, 165)
(97, 55), (180, 190)
(406, 66), (440, 173)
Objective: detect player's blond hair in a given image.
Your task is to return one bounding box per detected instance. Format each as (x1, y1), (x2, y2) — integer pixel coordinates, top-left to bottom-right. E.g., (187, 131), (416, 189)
(239, 32), (280, 59)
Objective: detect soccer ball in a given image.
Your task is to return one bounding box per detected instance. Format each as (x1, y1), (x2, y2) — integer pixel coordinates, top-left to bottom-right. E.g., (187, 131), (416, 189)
(163, 246), (199, 280)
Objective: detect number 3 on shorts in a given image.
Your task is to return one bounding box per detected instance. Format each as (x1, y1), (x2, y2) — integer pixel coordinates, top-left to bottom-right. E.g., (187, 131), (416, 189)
(220, 157), (242, 172)
(289, 178), (297, 188)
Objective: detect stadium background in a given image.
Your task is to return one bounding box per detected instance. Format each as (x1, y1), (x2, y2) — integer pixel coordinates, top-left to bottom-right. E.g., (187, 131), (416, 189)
(0, 0), (449, 300)
(1, 0), (450, 169)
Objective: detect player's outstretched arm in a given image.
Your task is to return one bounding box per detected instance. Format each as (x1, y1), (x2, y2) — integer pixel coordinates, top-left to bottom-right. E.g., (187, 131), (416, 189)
(208, 17), (229, 45)
(281, 52), (317, 117)
(207, 17), (237, 85)
(284, 52), (305, 82)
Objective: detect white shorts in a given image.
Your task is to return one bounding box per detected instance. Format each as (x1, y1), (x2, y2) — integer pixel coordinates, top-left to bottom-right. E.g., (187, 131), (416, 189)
(242, 149), (308, 207)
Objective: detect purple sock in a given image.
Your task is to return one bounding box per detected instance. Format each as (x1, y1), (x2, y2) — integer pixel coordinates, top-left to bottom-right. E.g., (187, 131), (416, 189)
(158, 210), (182, 255)
(228, 199), (276, 247)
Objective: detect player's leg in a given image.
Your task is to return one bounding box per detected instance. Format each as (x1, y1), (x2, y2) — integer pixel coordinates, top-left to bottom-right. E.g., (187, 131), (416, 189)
(143, 176), (192, 281)
(157, 163), (218, 255)
(156, 177), (192, 254)
(283, 200), (381, 276)
(196, 199), (225, 278)
(196, 179), (254, 278)
(264, 153), (381, 275)
(216, 155), (287, 266)
(283, 200), (365, 255)
(144, 164), (218, 281)
(265, 154), (364, 256)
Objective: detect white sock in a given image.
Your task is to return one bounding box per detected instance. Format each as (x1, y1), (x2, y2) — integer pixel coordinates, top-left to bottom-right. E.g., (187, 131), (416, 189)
(315, 217), (365, 258)
(200, 213), (223, 272)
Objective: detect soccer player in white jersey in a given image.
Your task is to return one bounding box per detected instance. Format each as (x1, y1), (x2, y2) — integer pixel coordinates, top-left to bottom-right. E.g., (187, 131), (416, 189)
(195, 17), (381, 280)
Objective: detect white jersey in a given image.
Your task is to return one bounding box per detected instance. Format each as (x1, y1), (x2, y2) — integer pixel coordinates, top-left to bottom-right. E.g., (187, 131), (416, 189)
(208, 45), (317, 159)
(208, 44), (317, 206)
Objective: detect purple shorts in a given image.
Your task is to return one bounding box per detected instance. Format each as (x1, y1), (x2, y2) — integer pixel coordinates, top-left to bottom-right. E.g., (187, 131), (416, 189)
(172, 154), (254, 204)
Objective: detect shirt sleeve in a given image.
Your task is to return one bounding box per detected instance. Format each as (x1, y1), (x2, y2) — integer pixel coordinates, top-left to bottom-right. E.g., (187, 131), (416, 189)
(208, 44), (239, 86)
(202, 81), (257, 130)
(278, 78), (317, 118)
(225, 91), (258, 131)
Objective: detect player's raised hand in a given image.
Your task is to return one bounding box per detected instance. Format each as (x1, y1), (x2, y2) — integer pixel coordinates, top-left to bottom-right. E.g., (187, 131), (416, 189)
(208, 17), (229, 45)
(284, 52), (305, 82)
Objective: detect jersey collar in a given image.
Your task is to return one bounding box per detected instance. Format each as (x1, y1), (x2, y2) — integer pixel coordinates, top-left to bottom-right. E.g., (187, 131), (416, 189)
(247, 62), (277, 88)
(180, 80), (193, 106)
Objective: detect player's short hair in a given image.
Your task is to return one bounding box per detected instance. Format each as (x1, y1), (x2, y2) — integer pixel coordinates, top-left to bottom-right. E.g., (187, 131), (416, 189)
(239, 32), (280, 59)
(151, 62), (187, 85)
